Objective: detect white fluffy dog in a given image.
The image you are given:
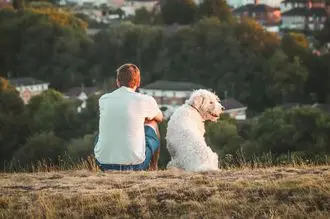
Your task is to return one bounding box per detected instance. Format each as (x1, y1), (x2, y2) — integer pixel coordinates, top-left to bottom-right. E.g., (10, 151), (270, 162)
(165, 89), (225, 172)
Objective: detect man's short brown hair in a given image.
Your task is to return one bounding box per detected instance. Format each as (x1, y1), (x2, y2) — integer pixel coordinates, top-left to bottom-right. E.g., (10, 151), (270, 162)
(116, 63), (140, 88)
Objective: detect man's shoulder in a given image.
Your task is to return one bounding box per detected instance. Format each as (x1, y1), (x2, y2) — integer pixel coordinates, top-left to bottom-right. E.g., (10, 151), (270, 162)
(135, 92), (156, 102)
(99, 92), (113, 101)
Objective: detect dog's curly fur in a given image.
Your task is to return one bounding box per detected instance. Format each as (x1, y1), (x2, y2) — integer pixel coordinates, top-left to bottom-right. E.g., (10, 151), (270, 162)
(165, 89), (224, 172)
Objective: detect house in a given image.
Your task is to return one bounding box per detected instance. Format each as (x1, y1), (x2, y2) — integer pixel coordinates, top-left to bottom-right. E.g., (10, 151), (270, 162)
(138, 80), (207, 118)
(281, 0), (329, 32)
(227, 0), (282, 9)
(64, 85), (103, 112)
(121, 0), (158, 16)
(139, 80), (248, 120)
(0, 0), (12, 8)
(280, 0), (329, 13)
(221, 98), (248, 120)
(9, 77), (49, 104)
(232, 1), (281, 26)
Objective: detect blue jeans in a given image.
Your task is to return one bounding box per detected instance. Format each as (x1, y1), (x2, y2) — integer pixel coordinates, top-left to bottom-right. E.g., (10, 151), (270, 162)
(94, 125), (160, 171)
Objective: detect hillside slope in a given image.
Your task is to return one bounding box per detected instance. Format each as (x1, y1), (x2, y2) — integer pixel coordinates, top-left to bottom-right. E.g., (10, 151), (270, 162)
(1, 166), (330, 218)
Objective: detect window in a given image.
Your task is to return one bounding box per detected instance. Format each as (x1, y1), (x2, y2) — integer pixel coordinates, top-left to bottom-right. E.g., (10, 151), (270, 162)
(309, 16), (313, 21)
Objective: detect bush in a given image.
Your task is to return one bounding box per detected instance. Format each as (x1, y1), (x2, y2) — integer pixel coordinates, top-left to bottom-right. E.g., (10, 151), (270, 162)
(11, 132), (66, 168)
(66, 133), (96, 162)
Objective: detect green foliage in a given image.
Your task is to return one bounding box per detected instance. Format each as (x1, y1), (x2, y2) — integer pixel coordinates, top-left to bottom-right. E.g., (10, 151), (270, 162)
(263, 51), (308, 104)
(197, 0), (234, 24)
(11, 132), (66, 166)
(25, 89), (63, 133)
(206, 118), (244, 156)
(89, 23), (165, 83)
(0, 8), (91, 91)
(161, 0), (197, 25)
(317, 18), (330, 45)
(132, 7), (154, 24)
(66, 134), (96, 161)
(0, 78), (28, 166)
(251, 106), (330, 157)
(12, 0), (25, 9)
(0, 77), (24, 115)
(158, 121), (170, 168)
(53, 99), (84, 140)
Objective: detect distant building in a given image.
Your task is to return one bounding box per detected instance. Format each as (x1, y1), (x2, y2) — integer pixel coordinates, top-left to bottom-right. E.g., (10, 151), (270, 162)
(64, 85), (102, 112)
(221, 98), (248, 120)
(232, 2), (281, 26)
(121, 0), (158, 16)
(227, 0), (282, 8)
(280, 0), (329, 32)
(139, 80), (248, 120)
(9, 77), (49, 104)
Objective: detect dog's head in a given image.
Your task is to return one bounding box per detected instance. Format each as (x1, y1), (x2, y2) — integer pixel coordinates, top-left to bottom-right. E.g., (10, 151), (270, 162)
(186, 89), (225, 122)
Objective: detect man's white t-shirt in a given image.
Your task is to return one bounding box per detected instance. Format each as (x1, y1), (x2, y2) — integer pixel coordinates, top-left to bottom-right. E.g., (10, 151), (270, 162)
(94, 86), (162, 165)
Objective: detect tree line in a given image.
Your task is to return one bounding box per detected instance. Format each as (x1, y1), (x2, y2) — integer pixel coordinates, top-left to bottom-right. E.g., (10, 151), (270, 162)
(0, 3), (330, 170)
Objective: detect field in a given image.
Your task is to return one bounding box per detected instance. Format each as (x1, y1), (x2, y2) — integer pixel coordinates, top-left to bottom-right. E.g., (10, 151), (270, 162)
(1, 166), (330, 218)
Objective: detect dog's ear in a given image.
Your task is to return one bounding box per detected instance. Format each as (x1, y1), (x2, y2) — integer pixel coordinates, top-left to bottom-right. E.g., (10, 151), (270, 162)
(191, 95), (205, 109)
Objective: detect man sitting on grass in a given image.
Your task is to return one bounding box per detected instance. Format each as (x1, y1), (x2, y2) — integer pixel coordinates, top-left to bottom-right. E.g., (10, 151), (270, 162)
(94, 63), (163, 171)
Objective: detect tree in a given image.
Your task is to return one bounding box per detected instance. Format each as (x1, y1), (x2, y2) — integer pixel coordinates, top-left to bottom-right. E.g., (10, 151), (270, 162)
(205, 116), (244, 157)
(263, 50), (308, 104)
(24, 89), (63, 134)
(281, 32), (309, 61)
(0, 77), (24, 115)
(53, 99), (85, 140)
(11, 132), (66, 167)
(0, 8), (91, 91)
(251, 106), (330, 157)
(317, 18), (330, 46)
(250, 107), (298, 156)
(0, 78), (29, 166)
(161, 0), (197, 25)
(12, 0), (25, 10)
(89, 24), (165, 84)
(197, 0), (234, 24)
(132, 7), (153, 24)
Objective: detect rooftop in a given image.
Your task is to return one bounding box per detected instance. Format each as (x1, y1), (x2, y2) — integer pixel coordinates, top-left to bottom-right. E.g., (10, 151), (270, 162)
(282, 7), (328, 16)
(9, 77), (48, 86)
(233, 4), (279, 14)
(221, 98), (247, 110)
(64, 86), (101, 97)
(141, 80), (207, 91)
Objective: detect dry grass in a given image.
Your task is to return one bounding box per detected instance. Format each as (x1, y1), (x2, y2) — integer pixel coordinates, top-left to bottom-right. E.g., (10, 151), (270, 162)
(0, 166), (330, 218)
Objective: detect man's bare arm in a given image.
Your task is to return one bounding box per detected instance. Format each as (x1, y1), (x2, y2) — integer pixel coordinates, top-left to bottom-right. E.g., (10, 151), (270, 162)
(153, 111), (163, 123)
(146, 111), (163, 123)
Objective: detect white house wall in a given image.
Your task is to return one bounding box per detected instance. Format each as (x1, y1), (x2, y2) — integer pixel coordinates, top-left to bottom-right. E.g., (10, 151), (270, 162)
(139, 89), (191, 98)
(280, 2), (306, 13)
(281, 16), (305, 29)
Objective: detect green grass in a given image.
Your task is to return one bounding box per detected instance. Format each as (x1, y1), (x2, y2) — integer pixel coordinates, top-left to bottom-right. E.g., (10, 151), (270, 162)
(0, 166), (329, 218)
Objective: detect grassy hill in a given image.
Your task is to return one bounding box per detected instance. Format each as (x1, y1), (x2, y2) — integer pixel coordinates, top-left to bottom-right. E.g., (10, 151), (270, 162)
(0, 166), (330, 218)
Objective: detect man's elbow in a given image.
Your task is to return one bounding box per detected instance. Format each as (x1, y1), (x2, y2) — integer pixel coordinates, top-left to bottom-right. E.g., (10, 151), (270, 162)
(154, 112), (164, 123)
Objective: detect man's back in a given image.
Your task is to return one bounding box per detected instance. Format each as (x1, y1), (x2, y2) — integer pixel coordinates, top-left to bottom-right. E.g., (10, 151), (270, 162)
(94, 86), (160, 165)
